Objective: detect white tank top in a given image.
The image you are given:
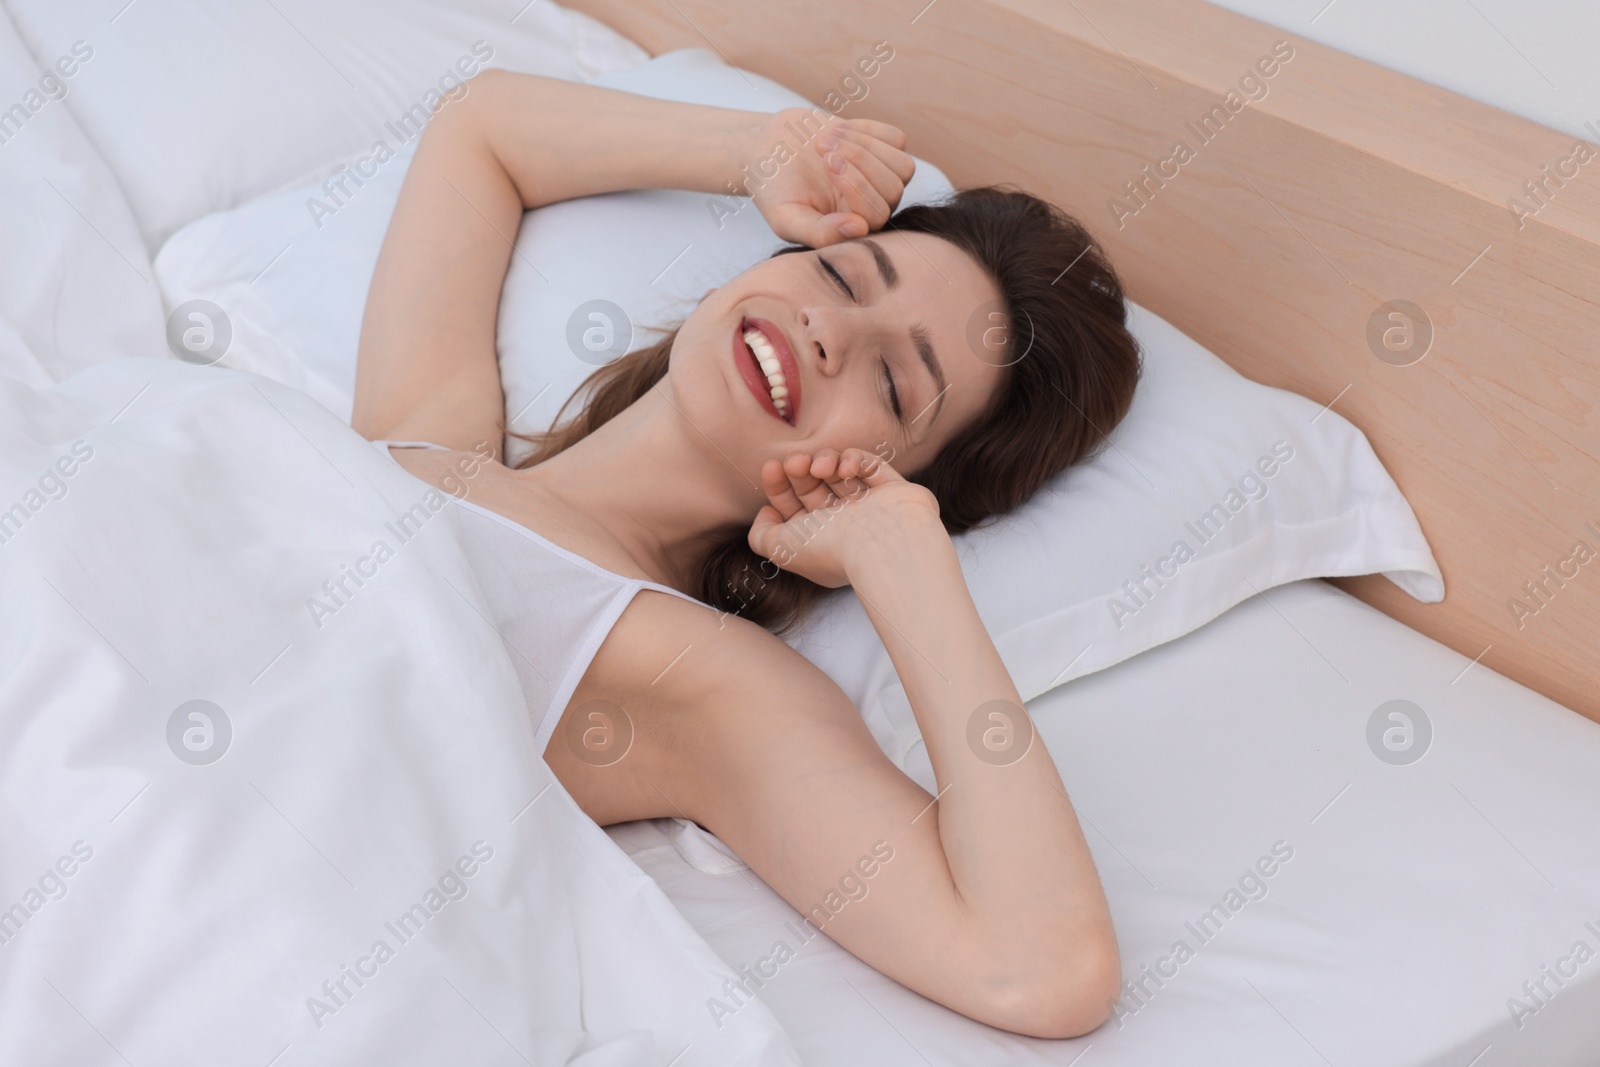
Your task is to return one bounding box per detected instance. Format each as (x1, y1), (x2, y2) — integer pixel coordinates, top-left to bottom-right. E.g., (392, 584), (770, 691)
(371, 439), (708, 757)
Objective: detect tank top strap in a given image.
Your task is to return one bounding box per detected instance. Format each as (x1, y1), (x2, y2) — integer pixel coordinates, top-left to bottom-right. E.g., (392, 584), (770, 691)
(370, 438), (450, 452)
(631, 576), (712, 612)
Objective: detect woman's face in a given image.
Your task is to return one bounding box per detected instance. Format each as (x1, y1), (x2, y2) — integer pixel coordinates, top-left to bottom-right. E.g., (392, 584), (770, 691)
(668, 231), (1008, 488)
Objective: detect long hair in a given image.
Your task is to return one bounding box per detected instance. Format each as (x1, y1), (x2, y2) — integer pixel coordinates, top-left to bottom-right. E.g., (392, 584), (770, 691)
(510, 186), (1142, 633)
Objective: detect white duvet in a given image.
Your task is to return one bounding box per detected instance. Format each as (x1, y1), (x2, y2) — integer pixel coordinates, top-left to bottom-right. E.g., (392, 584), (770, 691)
(0, 357), (799, 1066)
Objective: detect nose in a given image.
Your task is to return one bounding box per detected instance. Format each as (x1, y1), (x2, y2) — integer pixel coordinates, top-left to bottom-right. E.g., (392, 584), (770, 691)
(800, 305), (853, 379)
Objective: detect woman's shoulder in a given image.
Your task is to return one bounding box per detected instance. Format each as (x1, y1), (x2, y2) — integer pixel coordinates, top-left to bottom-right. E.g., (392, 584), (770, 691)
(598, 584), (823, 696)
(550, 584), (860, 826)
(583, 585), (860, 746)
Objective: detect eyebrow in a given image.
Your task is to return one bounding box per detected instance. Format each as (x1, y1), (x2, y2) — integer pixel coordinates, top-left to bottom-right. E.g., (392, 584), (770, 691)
(860, 238), (899, 290)
(908, 325), (948, 432)
(858, 238), (947, 433)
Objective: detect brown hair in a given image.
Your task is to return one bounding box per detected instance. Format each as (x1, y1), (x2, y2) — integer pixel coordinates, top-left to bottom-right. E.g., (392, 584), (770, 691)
(511, 186), (1141, 633)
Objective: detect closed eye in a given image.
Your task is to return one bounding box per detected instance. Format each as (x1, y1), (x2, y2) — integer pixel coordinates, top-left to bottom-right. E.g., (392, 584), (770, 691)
(818, 255), (856, 302)
(817, 254), (901, 423)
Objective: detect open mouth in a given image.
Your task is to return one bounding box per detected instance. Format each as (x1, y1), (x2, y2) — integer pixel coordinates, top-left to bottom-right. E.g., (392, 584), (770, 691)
(732, 316), (801, 426)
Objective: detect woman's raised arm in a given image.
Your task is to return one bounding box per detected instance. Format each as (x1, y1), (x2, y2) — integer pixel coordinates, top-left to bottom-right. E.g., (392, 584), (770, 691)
(351, 71), (900, 452)
(723, 447), (1123, 1036)
(353, 71), (764, 450)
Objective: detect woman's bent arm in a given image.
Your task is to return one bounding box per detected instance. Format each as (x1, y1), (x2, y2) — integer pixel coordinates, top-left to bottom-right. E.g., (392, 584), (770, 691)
(844, 509), (1121, 1029)
(352, 71), (773, 450)
(662, 565), (1119, 1036)
(736, 450), (1122, 1031)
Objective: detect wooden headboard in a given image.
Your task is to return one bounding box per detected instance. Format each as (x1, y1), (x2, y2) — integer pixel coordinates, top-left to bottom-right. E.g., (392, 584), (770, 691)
(563, 0), (1600, 723)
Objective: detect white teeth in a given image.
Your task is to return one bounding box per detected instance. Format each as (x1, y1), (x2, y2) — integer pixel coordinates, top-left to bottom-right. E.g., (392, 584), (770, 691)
(743, 326), (790, 416)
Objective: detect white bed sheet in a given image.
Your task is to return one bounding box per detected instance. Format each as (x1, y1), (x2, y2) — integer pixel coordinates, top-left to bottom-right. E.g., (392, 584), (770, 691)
(610, 578), (1600, 1065)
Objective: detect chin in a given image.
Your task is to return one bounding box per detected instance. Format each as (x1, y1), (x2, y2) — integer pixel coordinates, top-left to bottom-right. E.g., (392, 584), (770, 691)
(666, 321), (761, 456)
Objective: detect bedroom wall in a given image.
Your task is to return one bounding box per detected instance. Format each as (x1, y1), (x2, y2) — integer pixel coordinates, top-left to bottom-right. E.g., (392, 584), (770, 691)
(1204, 0), (1599, 141)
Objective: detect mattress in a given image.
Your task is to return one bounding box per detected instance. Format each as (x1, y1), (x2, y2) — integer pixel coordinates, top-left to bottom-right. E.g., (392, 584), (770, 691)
(609, 578), (1600, 1065)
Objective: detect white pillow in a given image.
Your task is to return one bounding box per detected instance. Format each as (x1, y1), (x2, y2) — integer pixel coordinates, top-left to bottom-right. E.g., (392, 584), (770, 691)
(793, 301), (1446, 772)
(153, 47), (1444, 771)
(0, 6), (167, 386)
(6, 0), (648, 253)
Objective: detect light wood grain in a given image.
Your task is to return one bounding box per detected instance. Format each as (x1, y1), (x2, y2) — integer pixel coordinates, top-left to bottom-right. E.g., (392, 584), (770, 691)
(564, 0), (1600, 722)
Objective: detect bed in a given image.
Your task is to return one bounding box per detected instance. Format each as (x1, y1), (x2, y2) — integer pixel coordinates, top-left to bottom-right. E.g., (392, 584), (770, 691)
(2, 0), (1597, 1063)
(612, 578), (1600, 1064)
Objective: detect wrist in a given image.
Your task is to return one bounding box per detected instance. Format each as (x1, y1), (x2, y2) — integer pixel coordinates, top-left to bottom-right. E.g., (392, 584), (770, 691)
(710, 111), (785, 199)
(842, 510), (954, 589)
(619, 101), (772, 198)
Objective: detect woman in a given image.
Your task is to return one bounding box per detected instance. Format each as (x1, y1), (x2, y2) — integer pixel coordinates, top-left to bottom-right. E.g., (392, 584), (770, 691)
(352, 69), (1140, 1039)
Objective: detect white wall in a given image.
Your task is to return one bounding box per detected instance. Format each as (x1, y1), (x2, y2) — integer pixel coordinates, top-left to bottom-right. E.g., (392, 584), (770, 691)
(1204, 0), (1599, 141)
